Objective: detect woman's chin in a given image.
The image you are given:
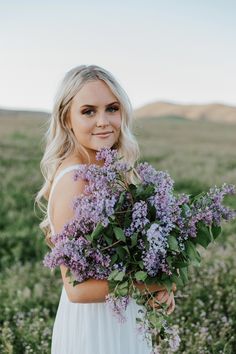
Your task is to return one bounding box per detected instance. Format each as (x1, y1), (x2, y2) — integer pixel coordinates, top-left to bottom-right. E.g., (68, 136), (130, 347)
(95, 142), (115, 150)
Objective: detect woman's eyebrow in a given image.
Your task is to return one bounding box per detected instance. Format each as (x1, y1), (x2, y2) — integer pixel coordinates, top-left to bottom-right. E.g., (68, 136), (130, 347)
(80, 101), (120, 108)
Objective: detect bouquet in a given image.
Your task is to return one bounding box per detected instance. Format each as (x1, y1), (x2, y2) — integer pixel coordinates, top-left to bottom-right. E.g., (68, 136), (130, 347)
(44, 148), (236, 353)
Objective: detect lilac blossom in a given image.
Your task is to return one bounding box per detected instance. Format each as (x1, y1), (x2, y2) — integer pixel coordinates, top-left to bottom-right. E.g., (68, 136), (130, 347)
(176, 183), (236, 240)
(105, 294), (130, 323)
(142, 223), (169, 276)
(125, 200), (149, 237)
(73, 191), (118, 229)
(136, 162), (174, 192)
(43, 236), (112, 282)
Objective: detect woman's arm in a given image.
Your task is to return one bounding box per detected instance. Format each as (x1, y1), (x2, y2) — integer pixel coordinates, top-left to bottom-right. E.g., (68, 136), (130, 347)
(60, 264), (168, 303)
(60, 264), (109, 303)
(51, 171), (102, 303)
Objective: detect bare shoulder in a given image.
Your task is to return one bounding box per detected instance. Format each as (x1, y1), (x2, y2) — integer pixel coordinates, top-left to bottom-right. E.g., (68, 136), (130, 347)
(50, 156), (87, 234)
(54, 155), (84, 179)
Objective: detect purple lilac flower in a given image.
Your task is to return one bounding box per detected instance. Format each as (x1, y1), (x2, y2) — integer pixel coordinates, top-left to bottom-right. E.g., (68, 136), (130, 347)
(105, 293), (130, 323)
(142, 223), (169, 276)
(125, 200), (149, 236)
(136, 163), (174, 191)
(43, 236), (112, 282)
(164, 325), (181, 352)
(73, 191), (117, 229)
(204, 183), (236, 224)
(50, 218), (81, 244)
(112, 261), (127, 273)
(96, 147), (119, 167)
(136, 162), (180, 241)
(148, 186), (176, 235)
(176, 183), (236, 240)
(96, 147), (130, 172)
(72, 149), (130, 231)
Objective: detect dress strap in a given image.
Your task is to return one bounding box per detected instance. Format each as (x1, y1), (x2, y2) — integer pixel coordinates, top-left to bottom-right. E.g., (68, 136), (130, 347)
(47, 164), (82, 234)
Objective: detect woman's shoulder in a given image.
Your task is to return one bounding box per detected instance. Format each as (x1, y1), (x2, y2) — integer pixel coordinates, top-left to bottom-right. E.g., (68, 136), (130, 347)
(49, 155), (85, 211)
(54, 155), (83, 180)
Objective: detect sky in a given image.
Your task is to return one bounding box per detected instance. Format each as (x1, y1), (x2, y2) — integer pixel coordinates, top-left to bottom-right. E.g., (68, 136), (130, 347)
(0, 0), (235, 112)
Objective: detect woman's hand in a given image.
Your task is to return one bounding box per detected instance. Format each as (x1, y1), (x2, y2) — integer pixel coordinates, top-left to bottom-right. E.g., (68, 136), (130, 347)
(148, 284), (177, 315)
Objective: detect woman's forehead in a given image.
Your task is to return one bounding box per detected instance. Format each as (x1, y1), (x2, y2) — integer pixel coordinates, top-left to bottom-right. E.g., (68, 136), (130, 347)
(72, 80), (118, 107)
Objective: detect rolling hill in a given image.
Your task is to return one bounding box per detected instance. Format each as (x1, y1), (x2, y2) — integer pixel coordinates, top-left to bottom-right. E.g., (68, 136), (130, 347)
(133, 101), (236, 124)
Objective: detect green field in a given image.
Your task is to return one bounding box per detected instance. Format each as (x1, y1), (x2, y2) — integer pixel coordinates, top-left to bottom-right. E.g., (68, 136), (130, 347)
(0, 114), (236, 353)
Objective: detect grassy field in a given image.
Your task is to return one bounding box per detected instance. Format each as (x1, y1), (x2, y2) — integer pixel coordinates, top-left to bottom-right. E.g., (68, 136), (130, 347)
(0, 114), (236, 353)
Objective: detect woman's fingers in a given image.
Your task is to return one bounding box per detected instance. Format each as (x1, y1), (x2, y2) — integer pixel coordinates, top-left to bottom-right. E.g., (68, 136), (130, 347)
(157, 290), (171, 304)
(148, 290), (176, 315)
(166, 292), (173, 307)
(167, 294), (175, 315)
(149, 290), (170, 308)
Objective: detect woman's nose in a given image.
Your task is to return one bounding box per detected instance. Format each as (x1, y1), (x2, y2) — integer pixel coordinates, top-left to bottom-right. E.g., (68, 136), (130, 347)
(96, 112), (109, 126)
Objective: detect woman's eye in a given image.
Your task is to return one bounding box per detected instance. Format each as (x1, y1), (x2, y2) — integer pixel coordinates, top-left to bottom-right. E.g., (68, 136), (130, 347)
(82, 106), (119, 116)
(107, 106), (119, 113)
(82, 109), (94, 116)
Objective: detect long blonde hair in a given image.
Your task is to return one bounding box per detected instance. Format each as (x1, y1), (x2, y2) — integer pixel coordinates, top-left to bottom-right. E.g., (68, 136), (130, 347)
(35, 64), (142, 248)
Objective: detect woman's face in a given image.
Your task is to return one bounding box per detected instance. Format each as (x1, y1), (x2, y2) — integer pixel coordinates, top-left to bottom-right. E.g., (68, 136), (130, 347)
(69, 79), (122, 164)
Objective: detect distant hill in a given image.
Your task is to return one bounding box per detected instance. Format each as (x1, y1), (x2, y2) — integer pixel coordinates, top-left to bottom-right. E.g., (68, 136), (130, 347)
(0, 108), (50, 120)
(134, 101), (236, 124)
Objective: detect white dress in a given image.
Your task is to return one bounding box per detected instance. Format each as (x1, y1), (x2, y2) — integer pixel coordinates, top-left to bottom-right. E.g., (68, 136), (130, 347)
(47, 165), (152, 354)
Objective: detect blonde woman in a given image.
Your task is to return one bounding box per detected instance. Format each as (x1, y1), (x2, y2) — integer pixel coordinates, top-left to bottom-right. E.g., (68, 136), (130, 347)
(36, 65), (176, 354)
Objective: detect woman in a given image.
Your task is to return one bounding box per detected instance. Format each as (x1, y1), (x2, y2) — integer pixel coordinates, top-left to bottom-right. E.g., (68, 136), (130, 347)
(36, 64), (176, 354)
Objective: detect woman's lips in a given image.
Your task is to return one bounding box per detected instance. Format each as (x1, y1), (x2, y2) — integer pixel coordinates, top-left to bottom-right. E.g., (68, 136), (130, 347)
(93, 132), (113, 138)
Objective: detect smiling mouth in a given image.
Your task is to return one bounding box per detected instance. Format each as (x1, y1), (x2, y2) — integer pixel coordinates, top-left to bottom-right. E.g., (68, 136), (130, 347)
(93, 131), (113, 135)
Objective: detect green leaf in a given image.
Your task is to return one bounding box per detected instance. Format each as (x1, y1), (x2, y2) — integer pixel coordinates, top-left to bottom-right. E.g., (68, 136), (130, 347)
(122, 246), (130, 255)
(108, 280), (117, 292)
(173, 260), (191, 268)
(103, 234), (113, 245)
(108, 269), (119, 281)
(84, 234), (92, 242)
(115, 191), (126, 210)
(91, 222), (104, 241)
(137, 184), (155, 199)
(167, 235), (180, 252)
(131, 233), (138, 248)
(124, 213), (132, 228)
(119, 281), (129, 289)
(191, 191), (205, 202)
(114, 226), (126, 242)
(114, 271), (125, 281)
(149, 205), (156, 220)
(194, 223), (212, 248)
(111, 253), (118, 265)
(135, 271), (147, 282)
(179, 267), (188, 285)
(116, 246), (127, 259)
(118, 288), (129, 296)
(185, 240), (201, 263)
(166, 256), (173, 266)
(210, 224), (222, 239)
(137, 260), (144, 269)
(181, 204), (191, 217)
(171, 274), (184, 288)
(117, 281), (129, 296)
(128, 184), (137, 197)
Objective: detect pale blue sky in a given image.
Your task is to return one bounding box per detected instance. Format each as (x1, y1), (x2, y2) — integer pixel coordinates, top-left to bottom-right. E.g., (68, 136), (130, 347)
(0, 0), (235, 112)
